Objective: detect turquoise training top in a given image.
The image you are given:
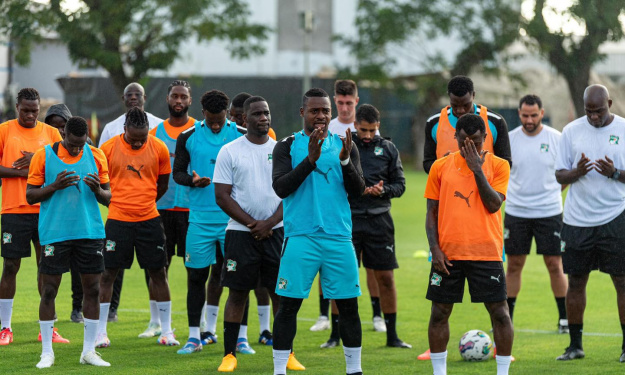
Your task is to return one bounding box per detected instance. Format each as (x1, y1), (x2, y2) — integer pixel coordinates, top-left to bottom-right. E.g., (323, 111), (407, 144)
(154, 122), (190, 210)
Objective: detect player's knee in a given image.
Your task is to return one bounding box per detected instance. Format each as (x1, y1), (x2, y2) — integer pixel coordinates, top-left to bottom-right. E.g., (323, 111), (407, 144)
(188, 267), (209, 285)
(1, 258), (21, 276)
(41, 283), (58, 302)
(544, 257), (563, 274)
(488, 303), (511, 325)
(277, 296), (303, 318)
(376, 271), (395, 291)
(430, 303), (452, 324)
(335, 297), (359, 319)
(83, 283), (99, 301)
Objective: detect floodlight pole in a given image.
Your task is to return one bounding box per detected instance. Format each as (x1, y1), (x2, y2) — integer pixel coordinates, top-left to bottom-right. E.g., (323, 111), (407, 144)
(302, 6), (313, 100)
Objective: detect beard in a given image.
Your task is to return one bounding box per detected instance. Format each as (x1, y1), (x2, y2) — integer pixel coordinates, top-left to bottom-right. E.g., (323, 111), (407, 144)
(168, 104), (189, 118)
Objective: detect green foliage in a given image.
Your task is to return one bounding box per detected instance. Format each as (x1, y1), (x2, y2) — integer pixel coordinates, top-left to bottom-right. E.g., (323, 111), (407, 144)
(0, 0), (269, 95)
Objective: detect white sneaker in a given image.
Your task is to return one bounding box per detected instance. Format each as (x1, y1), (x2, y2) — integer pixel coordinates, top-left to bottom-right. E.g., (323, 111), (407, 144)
(36, 353), (55, 369)
(80, 351), (111, 367)
(373, 316), (387, 332)
(138, 322), (161, 338)
(157, 332), (180, 346)
(309, 315), (330, 331)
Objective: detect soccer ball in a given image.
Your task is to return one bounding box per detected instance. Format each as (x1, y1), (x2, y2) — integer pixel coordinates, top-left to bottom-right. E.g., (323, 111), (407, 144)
(458, 330), (492, 361)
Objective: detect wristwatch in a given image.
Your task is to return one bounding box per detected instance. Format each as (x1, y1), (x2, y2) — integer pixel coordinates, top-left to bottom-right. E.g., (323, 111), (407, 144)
(611, 169), (621, 180)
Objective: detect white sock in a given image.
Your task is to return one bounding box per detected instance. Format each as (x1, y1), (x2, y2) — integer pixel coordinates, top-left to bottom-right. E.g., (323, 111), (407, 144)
(189, 326), (200, 341)
(343, 346), (362, 374)
(157, 301), (172, 336)
(39, 320), (54, 356)
(83, 318), (99, 355)
(0, 299), (13, 329)
(273, 349), (290, 375)
(200, 304), (207, 328)
(205, 304), (219, 334)
(258, 305), (271, 333)
(238, 324), (248, 340)
(496, 355), (512, 375)
(149, 300), (161, 325)
(431, 350), (447, 375)
(98, 303), (110, 335)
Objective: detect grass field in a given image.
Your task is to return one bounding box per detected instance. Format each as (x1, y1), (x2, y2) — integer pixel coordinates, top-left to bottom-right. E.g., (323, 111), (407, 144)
(1, 170), (624, 373)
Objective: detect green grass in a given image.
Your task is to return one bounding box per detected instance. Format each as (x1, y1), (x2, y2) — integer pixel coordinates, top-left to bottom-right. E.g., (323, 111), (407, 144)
(1, 170), (624, 373)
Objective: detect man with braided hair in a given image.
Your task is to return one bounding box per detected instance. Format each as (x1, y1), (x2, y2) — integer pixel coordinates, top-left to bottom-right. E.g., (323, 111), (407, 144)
(0, 88), (66, 346)
(97, 107), (178, 348)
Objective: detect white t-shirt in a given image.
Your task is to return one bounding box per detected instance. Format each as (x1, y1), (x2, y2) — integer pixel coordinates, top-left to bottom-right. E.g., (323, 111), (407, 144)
(328, 117), (380, 136)
(98, 112), (163, 147)
(506, 125), (563, 218)
(555, 115), (625, 227)
(213, 136), (283, 231)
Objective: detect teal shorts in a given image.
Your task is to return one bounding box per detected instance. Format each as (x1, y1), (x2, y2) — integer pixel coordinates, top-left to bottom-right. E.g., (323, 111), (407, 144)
(276, 233), (361, 299)
(184, 222), (226, 269)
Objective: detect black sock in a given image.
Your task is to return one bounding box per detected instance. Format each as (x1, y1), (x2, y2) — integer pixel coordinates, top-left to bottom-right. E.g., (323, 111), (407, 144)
(241, 299), (249, 326)
(507, 297), (516, 322)
(371, 297), (381, 318)
(569, 323), (583, 350)
(224, 321), (240, 357)
(555, 297), (567, 320)
(330, 313), (340, 340)
(384, 312), (397, 343)
(320, 295), (330, 317)
(621, 324), (625, 352)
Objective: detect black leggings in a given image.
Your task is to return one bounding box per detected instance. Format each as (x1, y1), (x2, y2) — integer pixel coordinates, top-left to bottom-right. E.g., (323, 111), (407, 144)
(187, 267), (210, 327)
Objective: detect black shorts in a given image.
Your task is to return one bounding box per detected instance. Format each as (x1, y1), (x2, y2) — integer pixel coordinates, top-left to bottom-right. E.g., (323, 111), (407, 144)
(504, 213), (563, 256)
(426, 261), (507, 304)
(561, 209), (625, 276)
(352, 212), (398, 270)
(220, 228), (283, 291)
(159, 209), (189, 258)
(39, 239), (105, 275)
(104, 217), (167, 270)
(1, 213), (39, 259)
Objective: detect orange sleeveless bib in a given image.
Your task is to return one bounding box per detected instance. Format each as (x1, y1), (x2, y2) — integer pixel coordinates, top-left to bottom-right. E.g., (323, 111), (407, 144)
(435, 105), (494, 159)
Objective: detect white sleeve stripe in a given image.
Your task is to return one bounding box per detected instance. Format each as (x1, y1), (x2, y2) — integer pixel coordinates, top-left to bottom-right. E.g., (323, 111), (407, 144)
(487, 111), (502, 120)
(181, 126), (195, 134)
(427, 113), (441, 122)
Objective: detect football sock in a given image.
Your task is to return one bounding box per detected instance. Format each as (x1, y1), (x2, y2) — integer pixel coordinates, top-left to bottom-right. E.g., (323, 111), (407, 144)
(343, 346), (362, 374)
(371, 297), (381, 318)
(83, 318), (98, 355)
(384, 312), (398, 343)
(258, 305), (271, 333)
(189, 326), (200, 341)
(496, 355), (512, 375)
(224, 321), (240, 356)
(506, 297), (516, 322)
(621, 324), (625, 351)
(149, 300), (160, 325)
(319, 294), (329, 318)
(273, 349), (290, 375)
(555, 297), (567, 320)
(156, 301), (172, 335)
(0, 299), (13, 329)
(199, 305), (207, 329)
(330, 314), (340, 340)
(98, 302), (110, 335)
(430, 350), (447, 375)
(39, 320), (54, 356)
(569, 323), (583, 349)
(206, 304), (219, 334)
(238, 324), (248, 340)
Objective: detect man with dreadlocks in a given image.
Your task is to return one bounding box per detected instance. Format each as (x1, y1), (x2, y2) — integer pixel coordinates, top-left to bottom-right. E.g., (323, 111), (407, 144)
(0, 88), (66, 346)
(97, 107), (178, 348)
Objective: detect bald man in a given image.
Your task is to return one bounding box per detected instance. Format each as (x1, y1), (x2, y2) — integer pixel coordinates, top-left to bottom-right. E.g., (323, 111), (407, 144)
(554, 85), (625, 362)
(98, 83), (163, 146)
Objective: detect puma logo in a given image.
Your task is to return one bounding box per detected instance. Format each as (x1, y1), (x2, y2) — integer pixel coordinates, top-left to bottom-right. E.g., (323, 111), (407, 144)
(314, 167), (332, 183)
(386, 245), (394, 252)
(127, 164), (144, 179)
(210, 159), (216, 164)
(491, 275), (501, 283)
(454, 190), (473, 207)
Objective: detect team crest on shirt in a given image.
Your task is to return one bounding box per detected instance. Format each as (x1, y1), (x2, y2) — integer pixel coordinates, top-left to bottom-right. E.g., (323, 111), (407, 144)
(609, 135), (619, 145)
(278, 278), (288, 290)
(226, 259), (237, 272)
(430, 273), (442, 286)
(374, 147), (383, 156)
(268, 154), (273, 162)
(560, 241), (566, 253)
(540, 143), (549, 153)
(185, 253), (190, 262)
(2, 232), (12, 244)
(44, 245), (55, 257)
(503, 228), (510, 240)
(105, 240), (116, 252)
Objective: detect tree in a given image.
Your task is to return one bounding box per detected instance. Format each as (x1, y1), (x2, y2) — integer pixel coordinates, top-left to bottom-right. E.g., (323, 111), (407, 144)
(0, 0), (269, 96)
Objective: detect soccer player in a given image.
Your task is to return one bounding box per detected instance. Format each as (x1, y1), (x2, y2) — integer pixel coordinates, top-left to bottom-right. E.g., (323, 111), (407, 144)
(214, 96), (302, 372)
(98, 82), (163, 323)
(349, 104), (410, 349)
(504, 94), (568, 332)
(139, 80), (195, 339)
(172, 90), (244, 354)
(0, 88), (66, 346)
(230, 92), (276, 141)
(424, 113), (513, 375)
(97, 107), (178, 348)
(554, 84), (625, 362)
(26, 116), (111, 368)
(272, 88), (365, 375)
(44, 104), (72, 140)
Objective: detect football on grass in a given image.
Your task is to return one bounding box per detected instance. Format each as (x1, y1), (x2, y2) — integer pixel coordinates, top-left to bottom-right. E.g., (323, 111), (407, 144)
(459, 330), (492, 361)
